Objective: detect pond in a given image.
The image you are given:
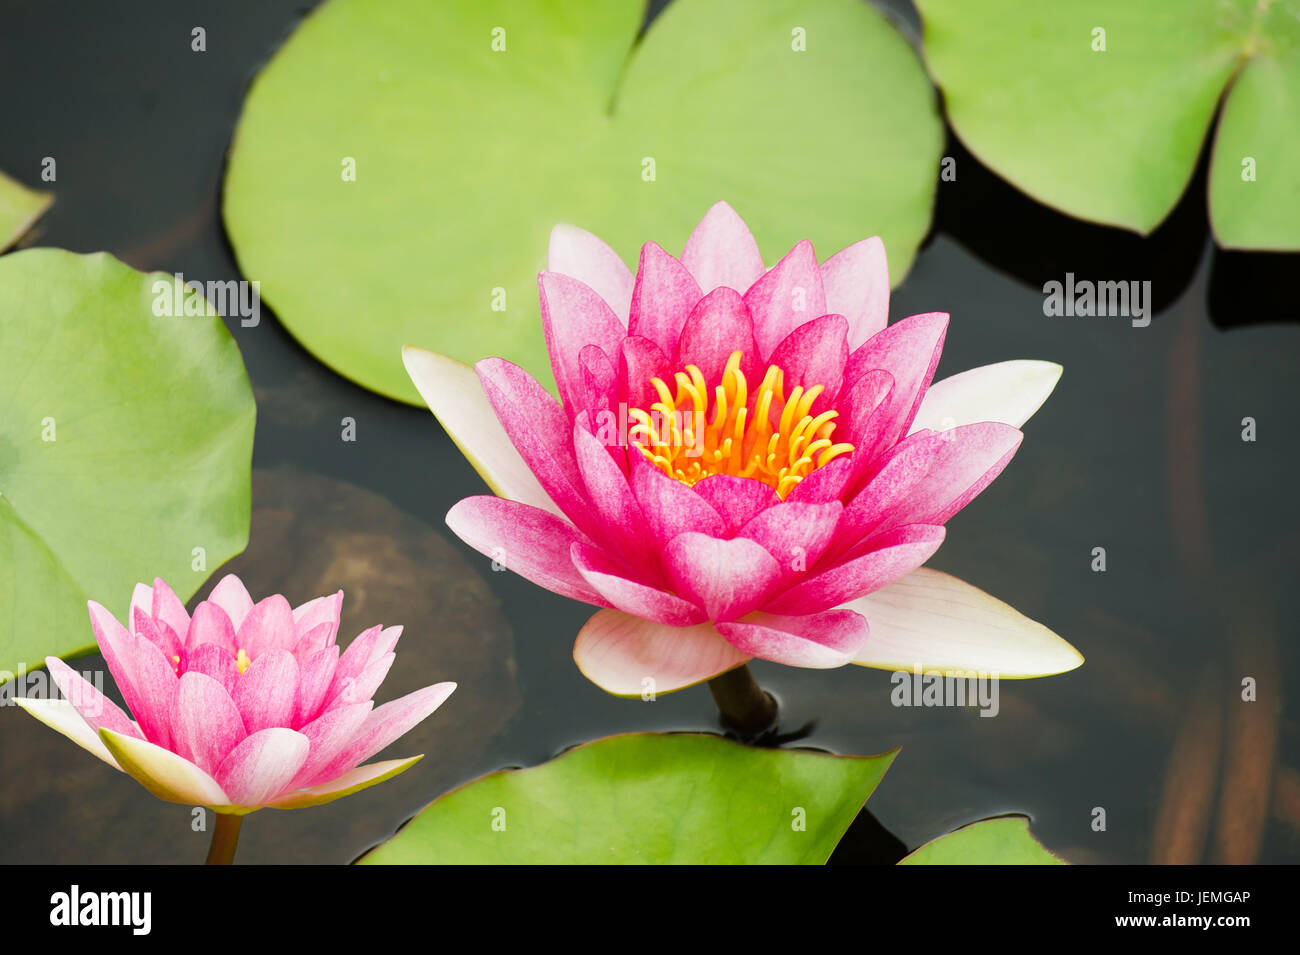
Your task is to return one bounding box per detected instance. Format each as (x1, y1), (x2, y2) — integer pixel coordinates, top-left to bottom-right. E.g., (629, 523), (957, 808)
(1, 0), (1296, 864)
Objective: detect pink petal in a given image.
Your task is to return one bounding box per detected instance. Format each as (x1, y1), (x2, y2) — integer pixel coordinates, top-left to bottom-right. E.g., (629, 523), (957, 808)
(821, 236), (890, 348)
(547, 223), (634, 322)
(680, 201), (766, 295)
(238, 594), (297, 658)
(289, 700), (373, 790)
(318, 682), (456, 779)
(664, 532), (783, 621)
(133, 610), (183, 663)
(325, 626), (401, 710)
(475, 357), (595, 533)
(744, 240), (826, 357)
(539, 271), (626, 415)
(573, 609), (750, 695)
(577, 344), (618, 425)
(445, 495), (609, 606)
(45, 656), (137, 740)
(292, 621), (336, 657)
(630, 459), (727, 544)
(673, 287), (760, 386)
(786, 456), (853, 504)
(184, 643), (240, 697)
(737, 501), (843, 581)
(173, 671), (247, 774)
(335, 625), (402, 676)
(208, 574), (254, 631)
(628, 241), (703, 355)
(691, 474), (779, 534)
(765, 524), (947, 615)
(836, 431), (943, 549)
(150, 577), (190, 640)
(185, 600), (237, 654)
(837, 368), (899, 493)
(866, 423), (1023, 534)
(403, 346), (563, 517)
(292, 590), (343, 644)
(234, 648), (299, 733)
(573, 423), (657, 572)
(766, 313), (849, 412)
(619, 335), (672, 411)
(294, 645), (340, 726)
(716, 609), (869, 668)
(842, 312), (948, 451)
(571, 541), (708, 627)
(128, 633), (181, 749)
(88, 602), (145, 724)
(327, 652), (394, 712)
(216, 727), (311, 808)
(128, 583), (153, 631)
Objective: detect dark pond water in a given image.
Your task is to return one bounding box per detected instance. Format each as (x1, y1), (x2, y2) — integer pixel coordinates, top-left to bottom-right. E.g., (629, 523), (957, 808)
(2, 0), (1297, 864)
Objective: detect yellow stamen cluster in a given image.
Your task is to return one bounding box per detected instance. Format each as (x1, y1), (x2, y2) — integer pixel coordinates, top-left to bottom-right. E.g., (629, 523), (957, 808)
(235, 648), (252, 674)
(628, 350), (852, 499)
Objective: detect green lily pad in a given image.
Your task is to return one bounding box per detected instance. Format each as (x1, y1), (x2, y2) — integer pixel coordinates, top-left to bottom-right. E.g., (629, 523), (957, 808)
(917, 0), (1300, 248)
(0, 250), (255, 679)
(0, 170), (52, 252)
(224, 0), (943, 403)
(899, 815), (1065, 865)
(360, 733), (896, 864)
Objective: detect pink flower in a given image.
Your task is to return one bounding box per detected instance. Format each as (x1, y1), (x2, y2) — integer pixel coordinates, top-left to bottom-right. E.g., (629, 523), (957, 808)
(15, 575), (455, 814)
(405, 202), (1081, 695)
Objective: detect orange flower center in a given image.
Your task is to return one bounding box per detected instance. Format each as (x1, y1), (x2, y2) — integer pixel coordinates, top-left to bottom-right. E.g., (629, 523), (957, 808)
(628, 350), (852, 499)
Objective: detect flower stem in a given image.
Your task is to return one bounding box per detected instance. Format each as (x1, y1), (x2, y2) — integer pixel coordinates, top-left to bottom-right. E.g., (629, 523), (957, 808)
(708, 664), (777, 735)
(205, 812), (243, 865)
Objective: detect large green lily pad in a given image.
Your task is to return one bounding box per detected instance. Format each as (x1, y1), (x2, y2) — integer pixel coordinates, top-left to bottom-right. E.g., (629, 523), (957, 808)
(918, 0), (1300, 248)
(360, 733), (896, 863)
(0, 250), (255, 678)
(0, 170), (52, 252)
(224, 0), (943, 403)
(899, 815), (1065, 864)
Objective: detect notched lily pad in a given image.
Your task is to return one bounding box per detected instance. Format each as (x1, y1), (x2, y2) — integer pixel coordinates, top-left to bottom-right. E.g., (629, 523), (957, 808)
(918, 0), (1300, 249)
(360, 733), (897, 864)
(224, 0), (943, 402)
(0, 249), (255, 677)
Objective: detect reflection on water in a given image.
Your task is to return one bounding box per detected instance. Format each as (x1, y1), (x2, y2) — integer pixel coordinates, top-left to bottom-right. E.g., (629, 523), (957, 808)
(1, 0), (1296, 864)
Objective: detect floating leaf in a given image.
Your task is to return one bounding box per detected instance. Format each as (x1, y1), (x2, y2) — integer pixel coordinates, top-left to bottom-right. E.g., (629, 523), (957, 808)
(917, 0), (1300, 248)
(0, 170), (52, 252)
(360, 733), (896, 864)
(224, 0), (943, 402)
(0, 250), (255, 677)
(898, 815), (1065, 864)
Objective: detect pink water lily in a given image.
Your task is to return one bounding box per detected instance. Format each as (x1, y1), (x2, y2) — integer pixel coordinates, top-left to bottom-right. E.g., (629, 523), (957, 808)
(405, 202), (1082, 696)
(15, 575), (455, 814)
